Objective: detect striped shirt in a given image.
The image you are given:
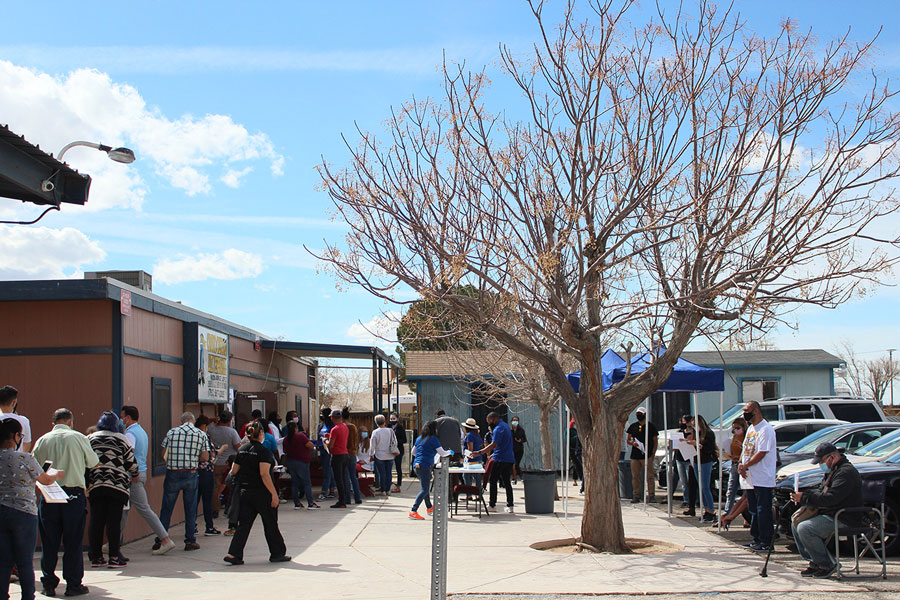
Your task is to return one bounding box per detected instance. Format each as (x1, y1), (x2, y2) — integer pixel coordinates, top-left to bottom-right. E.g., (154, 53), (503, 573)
(161, 422), (210, 470)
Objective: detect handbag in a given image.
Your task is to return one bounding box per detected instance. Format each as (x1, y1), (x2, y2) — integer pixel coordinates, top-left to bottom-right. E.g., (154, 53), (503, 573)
(389, 430), (400, 456)
(791, 505), (818, 526)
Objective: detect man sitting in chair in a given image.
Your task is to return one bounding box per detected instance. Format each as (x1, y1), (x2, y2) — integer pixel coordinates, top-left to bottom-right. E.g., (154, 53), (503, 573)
(790, 442), (862, 579)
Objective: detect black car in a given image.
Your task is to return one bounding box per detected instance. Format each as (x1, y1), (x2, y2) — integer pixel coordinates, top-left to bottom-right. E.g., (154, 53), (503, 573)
(774, 451), (900, 555)
(778, 422), (900, 468)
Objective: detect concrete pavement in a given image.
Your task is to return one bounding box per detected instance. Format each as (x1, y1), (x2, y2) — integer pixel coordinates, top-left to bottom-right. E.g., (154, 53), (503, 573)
(11, 481), (862, 599)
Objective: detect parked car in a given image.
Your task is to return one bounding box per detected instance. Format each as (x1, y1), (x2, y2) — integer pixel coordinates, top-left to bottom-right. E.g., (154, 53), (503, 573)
(774, 447), (900, 555)
(658, 419), (847, 494)
(776, 426), (900, 481)
(710, 396), (886, 430)
(778, 422), (900, 468)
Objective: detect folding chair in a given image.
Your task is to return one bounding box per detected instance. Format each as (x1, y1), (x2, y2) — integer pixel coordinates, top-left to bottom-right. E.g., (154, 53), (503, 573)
(452, 460), (492, 517)
(833, 480), (887, 580)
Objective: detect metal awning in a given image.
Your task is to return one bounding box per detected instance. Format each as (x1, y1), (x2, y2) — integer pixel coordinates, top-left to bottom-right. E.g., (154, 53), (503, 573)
(0, 124), (91, 206)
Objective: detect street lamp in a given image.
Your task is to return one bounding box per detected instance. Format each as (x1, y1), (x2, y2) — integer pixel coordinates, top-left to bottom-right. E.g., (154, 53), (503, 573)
(57, 141), (136, 164)
(890, 349), (896, 407)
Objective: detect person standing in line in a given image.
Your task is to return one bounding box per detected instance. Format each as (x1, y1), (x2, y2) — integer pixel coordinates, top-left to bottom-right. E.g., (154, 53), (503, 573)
(510, 417), (527, 483)
(31, 408), (99, 598)
(626, 407), (659, 503)
(223, 422), (290, 566)
(119, 405), (176, 555)
(208, 410), (241, 518)
(462, 418), (483, 488)
(389, 412), (407, 492)
(0, 386), (31, 452)
(158, 412), (210, 552)
(569, 418), (584, 493)
(0, 418), (65, 600)
(317, 407), (337, 500)
(408, 420), (452, 520)
(687, 415), (718, 523)
(472, 412), (516, 513)
(194, 415), (220, 536)
(738, 400), (778, 552)
(722, 417), (748, 518)
(86, 411), (138, 568)
(282, 421), (319, 510)
(369, 414), (398, 495)
(675, 414), (695, 508)
(239, 410), (262, 438)
(342, 407), (362, 504)
(325, 409), (350, 508)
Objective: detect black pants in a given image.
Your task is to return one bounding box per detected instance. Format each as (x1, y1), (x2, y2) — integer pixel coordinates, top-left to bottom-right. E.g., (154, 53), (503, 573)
(38, 489), (86, 590)
(226, 489), (286, 561)
(513, 447), (524, 474)
(198, 470), (215, 531)
(393, 452), (404, 486)
(331, 454), (350, 504)
(88, 488), (126, 560)
(489, 462), (514, 507)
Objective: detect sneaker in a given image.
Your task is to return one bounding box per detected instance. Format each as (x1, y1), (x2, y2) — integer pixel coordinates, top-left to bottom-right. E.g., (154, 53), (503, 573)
(800, 564), (819, 577)
(41, 585), (56, 597)
(701, 513), (716, 523)
(426, 507), (434, 515)
(505, 506), (514, 514)
(326, 492), (337, 499)
(269, 555), (291, 563)
(294, 504), (304, 510)
(750, 543), (771, 553)
(317, 493), (327, 500)
(630, 498), (641, 504)
(408, 511), (425, 520)
(391, 485), (401, 493)
(152, 539), (176, 555)
(224, 528), (237, 536)
(184, 542), (201, 551)
(307, 503), (321, 510)
(279, 498), (288, 504)
(64, 585), (89, 597)
(330, 502), (347, 509)
(115, 553), (129, 563)
(107, 557), (127, 568)
(354, 498), (362, 504)
(223, 555), (244, 566)
(647, 495), (657, 503)
(91, 558), (107, 568)
(682, 509), (696, 517)
(204, 528), (221, 536)
(813, 564), (837, 578)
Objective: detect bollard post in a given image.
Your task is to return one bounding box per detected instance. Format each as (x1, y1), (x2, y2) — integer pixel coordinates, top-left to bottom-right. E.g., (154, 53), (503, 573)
(430, 455), (450, 600)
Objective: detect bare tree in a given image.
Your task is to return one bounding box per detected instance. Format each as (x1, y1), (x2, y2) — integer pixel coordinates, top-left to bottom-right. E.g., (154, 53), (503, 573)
(835, 341), (900, 403)
(318, 366), (370, 409)
(315, 1), (900, 551)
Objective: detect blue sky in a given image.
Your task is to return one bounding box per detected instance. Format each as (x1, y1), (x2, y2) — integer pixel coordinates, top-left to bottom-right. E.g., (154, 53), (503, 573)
(0, 1), (898, 374)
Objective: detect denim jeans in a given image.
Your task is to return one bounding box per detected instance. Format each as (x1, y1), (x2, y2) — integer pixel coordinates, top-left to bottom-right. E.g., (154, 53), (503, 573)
(158, 471), (200, 543)
(38, 489), (86, 590)
(286, 458), (315, 505)
(747, 486), (774, 546)
(463, 472), (483, 488)
(723, 462), (741, 515)
(198, 470), (215, 531)
(346, 455), (362, 502)
(319, 448), (334, 494)
(675, 459), (693, 505)
(791, 514), (837, 569)
(0, 505), (38, 600)
(691, 460), (714, 512)
(412, 464), (433, 512)
(375, 458), (394, 493)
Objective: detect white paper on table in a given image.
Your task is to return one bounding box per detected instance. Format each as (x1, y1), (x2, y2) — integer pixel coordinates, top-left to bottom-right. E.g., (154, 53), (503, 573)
(673, 436), (696, 461)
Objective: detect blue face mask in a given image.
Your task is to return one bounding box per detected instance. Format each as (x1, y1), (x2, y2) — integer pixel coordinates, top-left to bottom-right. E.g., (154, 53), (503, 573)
(361, 432), (368, 439)
(819, 462), (830, 473)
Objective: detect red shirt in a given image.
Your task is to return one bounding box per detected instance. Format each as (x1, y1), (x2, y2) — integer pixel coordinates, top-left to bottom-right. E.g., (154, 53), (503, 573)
(329, 422), (349, 455)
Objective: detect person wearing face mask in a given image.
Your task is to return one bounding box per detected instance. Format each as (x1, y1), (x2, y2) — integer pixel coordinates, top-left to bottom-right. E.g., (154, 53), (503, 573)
(510, 417), (527, 484)
(722, 417), (748, 517)
(0, 386), (31, 452)
(626, 408), (660, 504)
(737, 401), (777, 552)
(789, 442), (862, 578)
(389, 413), (407, 492)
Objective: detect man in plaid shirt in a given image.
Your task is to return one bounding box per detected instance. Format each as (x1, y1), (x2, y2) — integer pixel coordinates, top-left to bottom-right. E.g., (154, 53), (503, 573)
(157, 412), (210, 551)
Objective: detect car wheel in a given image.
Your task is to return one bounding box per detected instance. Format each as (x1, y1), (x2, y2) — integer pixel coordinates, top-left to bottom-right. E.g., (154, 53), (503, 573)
(871, 498), (899, 556)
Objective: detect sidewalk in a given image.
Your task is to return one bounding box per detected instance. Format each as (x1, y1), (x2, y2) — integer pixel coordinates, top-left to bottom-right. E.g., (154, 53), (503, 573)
(12, 482), (858, 599)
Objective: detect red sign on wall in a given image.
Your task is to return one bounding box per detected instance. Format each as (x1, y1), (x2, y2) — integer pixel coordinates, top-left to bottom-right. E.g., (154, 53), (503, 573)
(120, 289), (132, 316)
(254, 336), (261, 351)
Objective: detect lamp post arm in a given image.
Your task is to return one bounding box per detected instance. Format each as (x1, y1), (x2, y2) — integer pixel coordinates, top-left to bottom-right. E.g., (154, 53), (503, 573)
(57, 141), (101, 162)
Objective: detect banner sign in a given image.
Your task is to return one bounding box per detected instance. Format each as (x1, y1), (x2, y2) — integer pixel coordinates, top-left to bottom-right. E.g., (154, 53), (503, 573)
(184, 322), (229, 404)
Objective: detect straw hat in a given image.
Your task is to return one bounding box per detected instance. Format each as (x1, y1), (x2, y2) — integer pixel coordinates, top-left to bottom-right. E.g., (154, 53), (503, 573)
(463, 418), (479, 430)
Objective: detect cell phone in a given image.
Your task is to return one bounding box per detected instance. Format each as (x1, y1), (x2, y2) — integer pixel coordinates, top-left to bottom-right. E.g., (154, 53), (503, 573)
(42, 461), (52, 473)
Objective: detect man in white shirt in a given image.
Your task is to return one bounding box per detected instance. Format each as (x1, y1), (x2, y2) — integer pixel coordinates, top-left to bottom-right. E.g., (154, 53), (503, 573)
(738, 400), (777, 552)
(369, 414), (398, 494)
(0, 385), (31, 452)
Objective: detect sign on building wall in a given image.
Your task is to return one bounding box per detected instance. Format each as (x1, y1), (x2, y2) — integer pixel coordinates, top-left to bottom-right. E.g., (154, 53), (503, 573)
(183, 322), (230, 404)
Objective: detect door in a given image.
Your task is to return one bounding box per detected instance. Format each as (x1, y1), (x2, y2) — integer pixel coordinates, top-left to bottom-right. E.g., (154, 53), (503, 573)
(233, 392), (277, 430)
(470, 382), (508, 437)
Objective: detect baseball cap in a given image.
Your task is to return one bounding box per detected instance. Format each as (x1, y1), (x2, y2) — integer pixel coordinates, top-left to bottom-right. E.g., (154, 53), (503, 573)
(331, 409), (342, 417)
(811, 442), (839, 464)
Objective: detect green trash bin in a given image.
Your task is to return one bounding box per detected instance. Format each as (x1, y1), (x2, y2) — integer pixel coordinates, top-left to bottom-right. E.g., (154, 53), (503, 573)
(521, 469), (556, 514)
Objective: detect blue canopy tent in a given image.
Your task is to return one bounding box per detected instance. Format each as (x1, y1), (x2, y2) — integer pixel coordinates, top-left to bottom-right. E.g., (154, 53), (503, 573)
(565, 349), (725, 519)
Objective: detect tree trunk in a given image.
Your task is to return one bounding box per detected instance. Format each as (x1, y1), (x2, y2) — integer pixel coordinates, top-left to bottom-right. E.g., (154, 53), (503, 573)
(538, 400), (555, 470)
(578, 407), (630, 553)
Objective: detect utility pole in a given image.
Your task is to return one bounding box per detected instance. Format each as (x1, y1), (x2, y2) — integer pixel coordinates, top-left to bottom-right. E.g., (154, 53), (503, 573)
(890, 349), (896, 407)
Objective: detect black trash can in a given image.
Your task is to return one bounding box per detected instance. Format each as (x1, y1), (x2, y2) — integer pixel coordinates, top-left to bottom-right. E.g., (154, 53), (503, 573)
(618, 459), (633, 499)
(521, 469), (556, 514)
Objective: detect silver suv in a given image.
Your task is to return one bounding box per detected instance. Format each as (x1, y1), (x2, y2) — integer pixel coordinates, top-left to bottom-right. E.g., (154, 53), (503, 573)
(711, 396), (886, 429)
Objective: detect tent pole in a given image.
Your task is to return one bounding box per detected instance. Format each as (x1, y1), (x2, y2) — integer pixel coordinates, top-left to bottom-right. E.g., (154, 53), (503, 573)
(664, 394), (671, 517)
(718, 390), (724, 534)
(693, 392), (704, 516)
(559, 397), (564, 500)
(643, 397), (649, 512)
(564, 403), (570, 519)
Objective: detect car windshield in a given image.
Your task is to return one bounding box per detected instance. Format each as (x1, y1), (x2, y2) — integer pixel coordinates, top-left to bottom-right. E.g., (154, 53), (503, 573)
(853, 428), (900, 458)
(710, 405), (743, 428)
(783, 426), (846, 453)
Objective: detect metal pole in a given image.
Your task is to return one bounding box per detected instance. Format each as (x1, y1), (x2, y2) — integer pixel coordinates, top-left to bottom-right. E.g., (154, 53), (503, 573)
(372, 353), (378, 414)
(558, 398), (564, 497)
(693, 392), (704, 516)
(718, 390), (724, 533)
(431, 455), (450, 600)
(889, 349), (896, 406)
(643, 397), (650, 512)
(664, 394), (671, 517)
(564, 403), (570, 519)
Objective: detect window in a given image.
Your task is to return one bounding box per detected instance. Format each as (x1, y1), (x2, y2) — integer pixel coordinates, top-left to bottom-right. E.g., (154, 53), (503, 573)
(842, 429), (882, 450)
(761, 405), (780, 422)
(308, 367), (317, 400)
(151, 378), (172, 476)
(742, 379), (779, 403)
(783, 404), (816, 420)
(830, 403), (881, 423)
(775, 425), (810, 446)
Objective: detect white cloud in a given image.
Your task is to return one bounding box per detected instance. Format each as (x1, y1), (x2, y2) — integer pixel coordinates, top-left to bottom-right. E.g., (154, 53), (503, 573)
(346, 311), (401, 345)
(153, 248), (264, 284)
(0, 60), (284, 207)
(0, 225), (105, 279)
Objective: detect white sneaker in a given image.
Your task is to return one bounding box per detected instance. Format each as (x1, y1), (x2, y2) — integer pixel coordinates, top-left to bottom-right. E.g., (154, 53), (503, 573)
(152, 539), (176, 556)
(505, 506), (514, 514)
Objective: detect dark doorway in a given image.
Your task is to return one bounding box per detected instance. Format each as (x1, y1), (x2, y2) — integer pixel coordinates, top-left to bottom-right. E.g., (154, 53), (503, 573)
(470, 382), (508, 437)
(649, 392), (690, 430)
(150, 378), (171, 476)
(233, 392), (277, 430)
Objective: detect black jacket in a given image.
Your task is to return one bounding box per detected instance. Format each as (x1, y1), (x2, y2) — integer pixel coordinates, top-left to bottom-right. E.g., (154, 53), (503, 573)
(803, 456), (863, 522)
